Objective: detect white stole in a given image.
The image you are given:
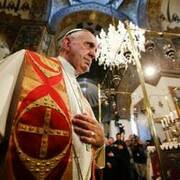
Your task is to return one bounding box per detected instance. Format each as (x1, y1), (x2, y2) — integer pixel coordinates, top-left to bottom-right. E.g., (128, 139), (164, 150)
(59, 56), (92, 180)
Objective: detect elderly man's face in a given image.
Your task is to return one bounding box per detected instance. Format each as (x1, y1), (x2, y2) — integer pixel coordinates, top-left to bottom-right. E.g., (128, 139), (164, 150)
(66, 31), (98, 75)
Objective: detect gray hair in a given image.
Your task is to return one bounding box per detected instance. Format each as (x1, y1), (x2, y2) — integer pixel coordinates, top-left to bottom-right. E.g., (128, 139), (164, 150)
(57, 28), (92, 52)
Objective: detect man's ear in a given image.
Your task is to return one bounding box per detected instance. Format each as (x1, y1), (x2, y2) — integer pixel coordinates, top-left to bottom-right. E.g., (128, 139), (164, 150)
(61, 37), (71, 51)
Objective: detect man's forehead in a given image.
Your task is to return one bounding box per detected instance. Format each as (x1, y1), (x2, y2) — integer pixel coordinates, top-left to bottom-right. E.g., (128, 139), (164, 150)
(64, 28), (99, 48)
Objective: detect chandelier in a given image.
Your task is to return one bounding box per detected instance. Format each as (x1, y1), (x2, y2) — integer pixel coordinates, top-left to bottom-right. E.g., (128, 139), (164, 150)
(96, 20), (146, 69)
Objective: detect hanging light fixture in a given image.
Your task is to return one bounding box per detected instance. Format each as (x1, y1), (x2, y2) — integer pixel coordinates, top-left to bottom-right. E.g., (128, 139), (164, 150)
(96, 20), (146, 70)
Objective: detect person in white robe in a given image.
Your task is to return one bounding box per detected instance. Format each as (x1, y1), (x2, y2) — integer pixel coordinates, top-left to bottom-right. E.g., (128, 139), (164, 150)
(0, 29), (105, 180)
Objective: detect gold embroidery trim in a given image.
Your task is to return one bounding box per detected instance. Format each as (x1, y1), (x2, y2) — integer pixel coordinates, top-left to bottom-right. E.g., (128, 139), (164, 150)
(14, 129), (71, 180)
(14, 105), (71, 179)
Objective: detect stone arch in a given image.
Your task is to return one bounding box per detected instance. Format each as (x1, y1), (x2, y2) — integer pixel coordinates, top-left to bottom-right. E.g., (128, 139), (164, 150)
(49, 2), (131, 32)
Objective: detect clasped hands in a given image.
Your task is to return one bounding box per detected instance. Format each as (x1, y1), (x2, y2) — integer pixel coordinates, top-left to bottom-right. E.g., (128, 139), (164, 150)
(72, 113), (105, 148)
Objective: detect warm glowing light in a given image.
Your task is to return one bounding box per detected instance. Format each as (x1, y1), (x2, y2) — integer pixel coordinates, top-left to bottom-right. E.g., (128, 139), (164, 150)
(144, 66), (156, 77)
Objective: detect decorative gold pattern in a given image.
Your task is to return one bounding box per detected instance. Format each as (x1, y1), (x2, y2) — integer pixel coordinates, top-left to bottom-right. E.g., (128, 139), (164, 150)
(12, 53), (72, 179)
(18, 123), (69, 137)
(14, 131), (71, 180)
(17, 107), (69, 160)
(43, 57), (59, 72)
(15, 104), (71, 179)
(18, 95), (66, 122)
(14, 103), (71, 179)
(40, 108), (52, 158)
(148, 0), (162, 30)
(14, 101), (71, 180)
(32, 56), (59, 78)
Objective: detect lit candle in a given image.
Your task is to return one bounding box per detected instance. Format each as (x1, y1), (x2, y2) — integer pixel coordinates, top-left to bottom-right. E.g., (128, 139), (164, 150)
(169, 112), (174, 122)
(161, 119), (165, 128)
(164, 118), (168, 127)
(165, 96), (173, 112)
(167, 116), (170, 124)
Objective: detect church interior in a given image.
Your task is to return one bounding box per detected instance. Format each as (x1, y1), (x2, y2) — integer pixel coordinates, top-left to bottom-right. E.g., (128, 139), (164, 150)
(0, 0), (180, 179)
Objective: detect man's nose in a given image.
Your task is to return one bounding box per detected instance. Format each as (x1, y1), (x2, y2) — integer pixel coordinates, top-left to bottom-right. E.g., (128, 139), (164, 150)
(89, 48), (96, 60)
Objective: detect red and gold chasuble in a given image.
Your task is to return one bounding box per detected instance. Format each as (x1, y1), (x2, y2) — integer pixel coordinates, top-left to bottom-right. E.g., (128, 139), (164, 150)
(6, 50), (72, 179)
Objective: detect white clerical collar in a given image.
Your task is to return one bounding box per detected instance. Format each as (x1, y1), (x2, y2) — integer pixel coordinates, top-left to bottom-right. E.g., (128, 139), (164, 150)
(57, 56), (77, 77)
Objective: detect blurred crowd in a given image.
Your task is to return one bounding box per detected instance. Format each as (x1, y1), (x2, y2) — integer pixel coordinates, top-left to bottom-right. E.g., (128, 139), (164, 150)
(104, 132), (148, 180)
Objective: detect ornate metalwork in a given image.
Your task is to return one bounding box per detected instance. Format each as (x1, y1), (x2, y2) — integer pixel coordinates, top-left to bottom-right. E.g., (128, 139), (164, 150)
(163, 43), (176, 60)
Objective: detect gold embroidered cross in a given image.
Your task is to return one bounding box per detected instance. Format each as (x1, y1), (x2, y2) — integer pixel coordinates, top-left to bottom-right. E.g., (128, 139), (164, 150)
(17, 108), (69, 158)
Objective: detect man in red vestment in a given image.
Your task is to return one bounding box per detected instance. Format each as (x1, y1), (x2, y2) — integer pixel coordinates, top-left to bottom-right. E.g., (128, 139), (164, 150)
(0, 29), (105, 179)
